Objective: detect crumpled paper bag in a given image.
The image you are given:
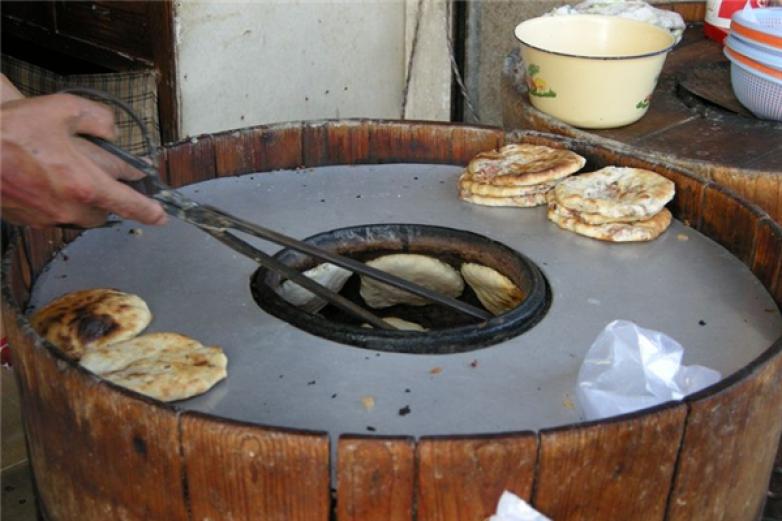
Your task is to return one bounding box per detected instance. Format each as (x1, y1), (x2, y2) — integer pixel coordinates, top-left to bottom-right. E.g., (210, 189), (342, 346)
(575, 320), (722, 420)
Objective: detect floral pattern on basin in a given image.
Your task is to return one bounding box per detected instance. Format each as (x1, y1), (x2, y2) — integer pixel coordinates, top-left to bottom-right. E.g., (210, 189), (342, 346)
(527, 64), (557, 98)
(636, 94), (652, 109)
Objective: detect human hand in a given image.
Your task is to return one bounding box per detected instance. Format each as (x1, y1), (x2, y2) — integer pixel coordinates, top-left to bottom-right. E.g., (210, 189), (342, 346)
(1, 79), (166, 228)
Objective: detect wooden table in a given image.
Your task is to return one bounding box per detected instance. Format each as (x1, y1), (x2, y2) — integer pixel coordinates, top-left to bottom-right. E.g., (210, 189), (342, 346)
(502, 23), (782, 223)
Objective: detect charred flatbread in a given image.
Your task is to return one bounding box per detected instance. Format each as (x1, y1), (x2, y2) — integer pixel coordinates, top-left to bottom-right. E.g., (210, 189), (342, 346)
(30, 288), (152, 360)
(553, 166), (675, 220)
(467, 144), (586, 187)
(80, 332), (227, 402)
(460, 263), (525, 316)
(360, 254), (464, 308)
(547, 200), (673, 242)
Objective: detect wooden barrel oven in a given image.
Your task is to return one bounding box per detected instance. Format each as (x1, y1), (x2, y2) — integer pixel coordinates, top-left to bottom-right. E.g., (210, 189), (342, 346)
(3, 121), (782, 521)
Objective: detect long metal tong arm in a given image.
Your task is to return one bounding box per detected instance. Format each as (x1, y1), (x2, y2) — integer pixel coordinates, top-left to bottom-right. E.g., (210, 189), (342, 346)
(201, 228), (393, 330)
(85, 136), (492, 322)
(197, 207), (492, 321)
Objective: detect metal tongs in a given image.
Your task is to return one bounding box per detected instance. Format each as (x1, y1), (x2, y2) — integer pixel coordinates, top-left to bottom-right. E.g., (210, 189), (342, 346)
(66, 89), (491, 330)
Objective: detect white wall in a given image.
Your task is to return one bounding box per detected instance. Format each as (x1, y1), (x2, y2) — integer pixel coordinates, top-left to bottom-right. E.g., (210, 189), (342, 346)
(175, 0), (451, 137)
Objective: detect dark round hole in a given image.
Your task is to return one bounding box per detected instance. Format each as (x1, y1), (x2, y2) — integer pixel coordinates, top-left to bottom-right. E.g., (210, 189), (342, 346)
(250, 224), (550, 354)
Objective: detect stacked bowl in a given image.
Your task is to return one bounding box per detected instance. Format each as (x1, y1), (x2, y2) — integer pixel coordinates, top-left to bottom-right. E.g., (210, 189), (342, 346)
(724, 7), (782, 120)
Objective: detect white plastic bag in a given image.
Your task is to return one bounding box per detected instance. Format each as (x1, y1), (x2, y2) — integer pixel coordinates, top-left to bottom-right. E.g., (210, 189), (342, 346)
(575, 320), (722, 421)
(489, 491), (551, 521)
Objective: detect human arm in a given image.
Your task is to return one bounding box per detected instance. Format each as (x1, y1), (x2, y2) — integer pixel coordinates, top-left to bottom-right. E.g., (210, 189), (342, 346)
(1, 74), (166, 228)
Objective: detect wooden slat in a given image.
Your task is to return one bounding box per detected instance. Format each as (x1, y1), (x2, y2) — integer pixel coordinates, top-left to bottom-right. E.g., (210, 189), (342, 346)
(337, 436), (415, 521)
(700, 183), (760, 266)
(148, 0), (178, 144)
(3, 315), (188, 521)
(449, 125), (504, 165)
(712, 168), (782, 224)
(213, 125), (305, 177)
(368, 121), (454, 164)
(181, 413), (330, 521)
(213, 123), (305, 177)
(22, 226), (63, 277)
(751, 218), (782, 306)
(667, 345), (782, 521)
(7, 233), (33, 307)
(655, 1), (707, 22)
(744, 147), (782, 175)
(416, 433), (537, 521)
(533, 404), (687, 521)
(165, 134), (216, 187)
(214, 128), (260, 177)
(252, 124), (304, 172)
(765, 438), (782, 518)
(658, 168), (705, 229)
(54, 1), (155, 61)
(636, 117), (779, 169)
(302, 120), (371, 167)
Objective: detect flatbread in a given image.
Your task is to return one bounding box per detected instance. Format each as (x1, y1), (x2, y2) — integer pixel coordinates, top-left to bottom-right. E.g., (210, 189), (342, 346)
(276, 263), (353, 313)
(30, 288), (152, 360)
(554, 166), (675, 220)
(383, 317), (427, 331)
(458, 172), (556, 197)
(569, 208), (660, 225)
(362, 317), (428, 331)
(460, 263), (525, 316)
(360, 254), (464, 308)
(467, 143), (586, 187)
(460, 191), (548, 208)
(547, 201), (673, 242)
(80, 332), (227, 402)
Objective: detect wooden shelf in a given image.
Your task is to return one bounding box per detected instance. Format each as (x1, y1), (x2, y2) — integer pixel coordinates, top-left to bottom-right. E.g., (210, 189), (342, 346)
(502, 24), (782, 222)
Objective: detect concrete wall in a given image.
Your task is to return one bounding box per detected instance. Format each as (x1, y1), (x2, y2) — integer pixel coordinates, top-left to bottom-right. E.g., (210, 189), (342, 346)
(174, 0), (451, 138)
(464, 0), (572, 127)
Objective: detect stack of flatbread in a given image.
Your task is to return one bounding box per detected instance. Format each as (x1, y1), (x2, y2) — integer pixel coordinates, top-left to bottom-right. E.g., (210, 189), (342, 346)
(459, 143), (586, 208)
(547, 166), (675, 242)
(31, 288), (227, 402)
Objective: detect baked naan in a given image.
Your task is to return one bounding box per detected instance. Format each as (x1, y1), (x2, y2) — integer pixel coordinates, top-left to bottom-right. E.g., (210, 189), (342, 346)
(31, 288), (152, 360)
(276, 263), (353, 313)
(362, 317), (428, 331)
(461, 263), (525, 316)
(360, 254), (464, 308)
(80, 332), (227, 402)
(458, 172), (556, 197)
(459, 191), (549, 208)
(547, 200), (673, 242)
(467, 143), (586, 187)
(553, 166), (675, 220)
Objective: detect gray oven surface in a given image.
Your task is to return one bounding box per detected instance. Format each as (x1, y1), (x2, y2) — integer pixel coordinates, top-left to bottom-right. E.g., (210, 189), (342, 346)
(29, 164), (782, 438)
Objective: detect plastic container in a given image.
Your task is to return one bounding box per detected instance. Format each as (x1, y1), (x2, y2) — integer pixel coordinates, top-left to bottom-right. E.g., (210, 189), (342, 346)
(724, 45), (782, 120)
(514, 15), (675, 129)
(730, 6), (782, 51)
(726, 33), (782, 69)
(706, 0), (764, 43)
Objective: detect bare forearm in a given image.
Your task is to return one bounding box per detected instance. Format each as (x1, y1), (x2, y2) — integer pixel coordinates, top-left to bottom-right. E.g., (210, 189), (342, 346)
(0, 86), (166, 228)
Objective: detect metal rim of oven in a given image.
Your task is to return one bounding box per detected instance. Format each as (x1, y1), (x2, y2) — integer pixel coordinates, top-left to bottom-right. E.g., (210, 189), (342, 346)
(250, 223), (551, 354)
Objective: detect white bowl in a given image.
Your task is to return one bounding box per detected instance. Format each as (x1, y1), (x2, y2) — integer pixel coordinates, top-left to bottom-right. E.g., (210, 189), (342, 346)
(515, 15), (675, 129)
